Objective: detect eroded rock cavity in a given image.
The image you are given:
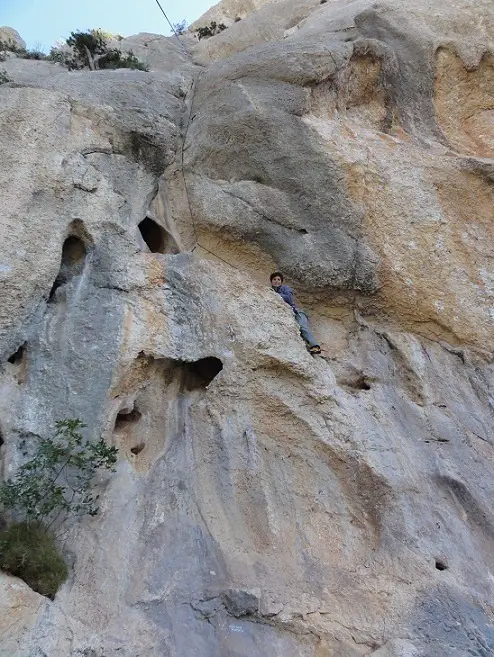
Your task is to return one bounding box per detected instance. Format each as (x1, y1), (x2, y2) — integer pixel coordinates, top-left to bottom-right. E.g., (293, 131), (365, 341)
(0, 1), (493, 656)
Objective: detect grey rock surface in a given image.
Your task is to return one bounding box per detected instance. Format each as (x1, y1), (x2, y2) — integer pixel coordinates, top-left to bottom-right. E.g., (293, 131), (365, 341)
(0, 26), (25, 49)
(0, 1), (494, 656)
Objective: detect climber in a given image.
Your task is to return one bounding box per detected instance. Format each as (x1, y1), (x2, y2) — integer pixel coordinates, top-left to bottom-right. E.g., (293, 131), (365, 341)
(270, 272), (321, 355)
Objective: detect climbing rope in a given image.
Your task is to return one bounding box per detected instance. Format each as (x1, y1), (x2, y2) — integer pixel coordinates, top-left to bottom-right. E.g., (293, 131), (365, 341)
(152, 0), (242, 272)
(153, 0), (189, 52)
(181, 73), (242, 273)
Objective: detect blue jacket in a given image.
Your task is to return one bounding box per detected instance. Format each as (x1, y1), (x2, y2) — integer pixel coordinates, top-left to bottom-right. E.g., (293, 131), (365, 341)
(272, 284), (297, 310)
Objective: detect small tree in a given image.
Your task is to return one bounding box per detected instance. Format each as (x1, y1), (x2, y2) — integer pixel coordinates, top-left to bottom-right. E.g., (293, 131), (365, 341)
(0, 419), (117, 529)
(60, 29), (148, 71)
(0, 420), (118, 597)
(196, 21), (227, 40)
(66, 29), (107, 71)
(172, 20), (188, 35)
(98, 49), (148, 71)
(49, 47), (81, 70)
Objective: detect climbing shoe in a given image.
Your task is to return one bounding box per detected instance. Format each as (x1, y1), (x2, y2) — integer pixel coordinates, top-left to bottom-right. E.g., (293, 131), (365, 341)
(309, 345), (322, 355)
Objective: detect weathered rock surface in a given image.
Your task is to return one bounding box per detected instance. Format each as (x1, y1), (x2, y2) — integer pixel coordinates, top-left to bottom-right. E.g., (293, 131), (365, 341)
(0, 0), (493, 655)
(0, 26), (25, 49)
(189, 0), (290, 29)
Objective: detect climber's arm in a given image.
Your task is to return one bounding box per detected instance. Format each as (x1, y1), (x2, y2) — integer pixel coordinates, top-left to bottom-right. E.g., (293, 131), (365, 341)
(278, 285), (296, 308)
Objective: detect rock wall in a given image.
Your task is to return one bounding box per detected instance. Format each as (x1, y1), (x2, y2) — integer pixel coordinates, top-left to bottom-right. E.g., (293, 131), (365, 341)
(0, 26), (25, 49)
(0, 1), (493, 655)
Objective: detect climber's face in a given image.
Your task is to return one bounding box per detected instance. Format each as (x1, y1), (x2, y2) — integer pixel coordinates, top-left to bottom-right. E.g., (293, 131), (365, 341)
(271, 275), (282, 288)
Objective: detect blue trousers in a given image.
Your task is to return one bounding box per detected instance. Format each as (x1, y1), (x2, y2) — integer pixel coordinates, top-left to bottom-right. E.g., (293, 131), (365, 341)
(294, 310), (319, 348)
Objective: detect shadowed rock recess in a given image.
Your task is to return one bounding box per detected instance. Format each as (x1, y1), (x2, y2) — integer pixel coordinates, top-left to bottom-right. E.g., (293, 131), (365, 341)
(0, 0), (493, 654)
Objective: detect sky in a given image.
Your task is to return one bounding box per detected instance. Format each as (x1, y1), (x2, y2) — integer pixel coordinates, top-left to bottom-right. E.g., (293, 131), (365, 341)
(1, 0), (213, 51)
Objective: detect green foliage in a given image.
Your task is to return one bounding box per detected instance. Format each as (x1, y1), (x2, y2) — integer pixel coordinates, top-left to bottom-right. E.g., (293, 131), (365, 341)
(0, 31), (142, 71)
(48, 47), (81, 70)
(98, 49), (149, 71)
(22, 49), (49, 60)
(95, 29), (123, 42)
(61, 29), (147, 71)
(0, 39), (24, 54)
(0, 522), (68, 598)
(0, 419), (118, 528)
(196, 21), (227, 40)
(0, 38), (49, 62)
(0, 420), (117, 597)
(0, 70), (11, 84)
(172, 20), (188, 35)
(66, 29), (106, 64)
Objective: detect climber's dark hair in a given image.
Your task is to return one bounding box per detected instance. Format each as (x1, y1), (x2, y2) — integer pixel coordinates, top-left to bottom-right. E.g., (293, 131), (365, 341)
(270, 272), (284, 283)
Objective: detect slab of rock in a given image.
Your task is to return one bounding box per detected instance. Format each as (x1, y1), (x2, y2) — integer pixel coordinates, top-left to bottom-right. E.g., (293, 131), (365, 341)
(190, 0), (284, 29)
(0, 26), (25, 50)
(0, 9), (493, 657)
(0, 574), (47, 655)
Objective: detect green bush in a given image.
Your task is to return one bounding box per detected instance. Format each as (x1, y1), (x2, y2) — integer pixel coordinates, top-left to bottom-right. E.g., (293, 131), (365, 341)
(196, 21), (227, 40)
(0, 39), (24, 54)
(98, 49), (148, 71)
(66, 29), (106, 69)
(57, 29), (147, 71)
(0, 39), (49, 62)
(0, 419), (117, 525)
(172, 20), (188, 35)
(49, 47), (81, 70)
(0, 522), (68, 598)
(22, 50), (48, 60)
(0, 419), (117, 597)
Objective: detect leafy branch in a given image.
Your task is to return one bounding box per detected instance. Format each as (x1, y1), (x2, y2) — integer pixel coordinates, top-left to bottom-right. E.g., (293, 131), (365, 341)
(196, 21), (227, 40)
(0, 419), (117, 597)
(0, 419), (117, 529)
(51, 30), (148, 71)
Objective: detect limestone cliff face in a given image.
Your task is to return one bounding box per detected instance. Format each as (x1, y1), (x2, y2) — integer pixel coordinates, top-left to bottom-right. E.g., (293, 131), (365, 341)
(0, 1), (493, 655)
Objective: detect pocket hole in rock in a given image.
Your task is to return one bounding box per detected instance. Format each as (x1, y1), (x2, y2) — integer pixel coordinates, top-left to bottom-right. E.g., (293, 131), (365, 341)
(435, 559), (448, 571)
(130, 443), (145, 455)
(356, 376), (371, 390)
(8, 342), (26, 365)
(343, 374), (371, 391)
(114, 407), (142, 431)
(49, 235), (87, 301)
(138, 217), (167, 253)
(182, 357), (223, 391)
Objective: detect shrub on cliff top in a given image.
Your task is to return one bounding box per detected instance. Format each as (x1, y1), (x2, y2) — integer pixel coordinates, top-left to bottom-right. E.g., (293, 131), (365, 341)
(196, 21), (227, 40)
(0, 39), (49, 62)
(53, 29), (148, 71)
(97, 49), (148, 71)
